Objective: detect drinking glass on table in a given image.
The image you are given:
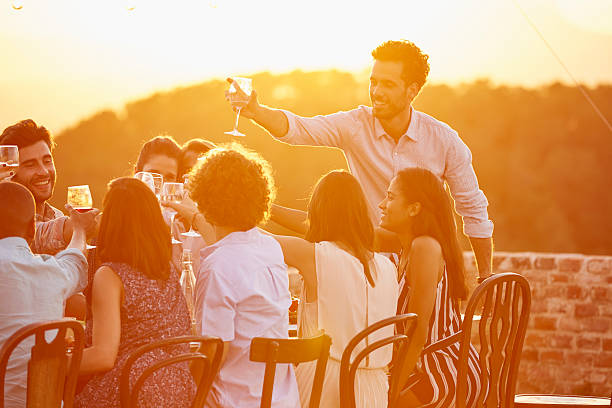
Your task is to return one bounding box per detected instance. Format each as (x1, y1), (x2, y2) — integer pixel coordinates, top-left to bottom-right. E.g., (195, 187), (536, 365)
(0, 145), (19, 178)
(225, 77), (252, 137)
(67, 185), (96, 249)
(161, 182), (185, 245)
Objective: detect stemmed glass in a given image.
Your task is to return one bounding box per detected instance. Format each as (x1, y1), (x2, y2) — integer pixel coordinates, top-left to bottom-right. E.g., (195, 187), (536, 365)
(161, 182), (185, 245)
(134, 171), (156, 193)
(180, 174), (200, 239)
(225, 77), (252, 137)
(0, 145), (19, 176)
(67, 185), (96, 250)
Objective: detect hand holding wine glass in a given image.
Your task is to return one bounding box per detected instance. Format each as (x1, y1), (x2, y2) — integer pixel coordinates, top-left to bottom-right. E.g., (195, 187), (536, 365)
(67, 185), (98, 249)
(0, 145), (19, 180)
(225, 77), (253, 137)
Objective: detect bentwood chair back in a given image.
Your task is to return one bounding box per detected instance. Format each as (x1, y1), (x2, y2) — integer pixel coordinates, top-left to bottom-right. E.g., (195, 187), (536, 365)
(119, 336), (223, 408)
(0, 319), (85, 408)
(249, 333), (332, 408)
(339, 313), (418, 408)
(421, 272), (531, 408)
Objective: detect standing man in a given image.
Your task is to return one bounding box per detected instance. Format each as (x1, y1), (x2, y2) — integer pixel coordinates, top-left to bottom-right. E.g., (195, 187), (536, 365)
(0, 119), (99, 255)
(226, 40), (494, 281)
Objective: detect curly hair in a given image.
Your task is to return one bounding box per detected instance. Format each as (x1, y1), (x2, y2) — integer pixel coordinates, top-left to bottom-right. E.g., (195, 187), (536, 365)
(188, 144), (276, 230)
(0, 119), (55, 151)
(371, 40), (430, 91)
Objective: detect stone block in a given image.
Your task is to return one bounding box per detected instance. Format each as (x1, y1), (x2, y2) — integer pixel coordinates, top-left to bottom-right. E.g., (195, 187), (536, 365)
(558, 317), (581, 332)
(593, 352), (612, 368)
(575, 303), (598, 318)
(541, 350), (564, 362)
(511, 256), (532, 271)
(544, 285), (565, 298)
(587, 258), (610, 274)
(550, 334), (574, 349)
(576, 336), (601, 350)
(534, 316), (558, 331)
(591, 287), (608, 302)
(520, 348), (539, 361)
(567, 285), (585, 300)
(525, 333), (547, 348)
(581, 317), (610, 333)
(603, 338), (612, 352)
(535, 256), (556, 270)
(559, 258), (583, 273)
(550, 273), (569, 283)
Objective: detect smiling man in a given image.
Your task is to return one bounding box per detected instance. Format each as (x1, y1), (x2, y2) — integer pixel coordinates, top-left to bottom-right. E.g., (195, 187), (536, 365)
(227, 40), (494, 280)
(0, 119), (97, 256)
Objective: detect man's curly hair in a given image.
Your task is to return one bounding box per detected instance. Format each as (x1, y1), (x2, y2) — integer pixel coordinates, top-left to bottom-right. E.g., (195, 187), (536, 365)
(188, 144), (276, 230)
(372, 40), (430, 91)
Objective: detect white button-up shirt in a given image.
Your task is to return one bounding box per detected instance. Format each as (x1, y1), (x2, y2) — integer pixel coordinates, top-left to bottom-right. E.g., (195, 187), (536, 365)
(278, 105), (494, 238)
(0, 237), (87, 408)
(196, 228), (299, 408)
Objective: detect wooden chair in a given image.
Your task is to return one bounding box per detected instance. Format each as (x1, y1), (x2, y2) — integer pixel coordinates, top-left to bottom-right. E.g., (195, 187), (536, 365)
(119, 336), (224, 408)
(249, 333), (332, 408)
(0, 319), (85, 408)
(339, 313), (418, 408)
(422, 272), (531, 408)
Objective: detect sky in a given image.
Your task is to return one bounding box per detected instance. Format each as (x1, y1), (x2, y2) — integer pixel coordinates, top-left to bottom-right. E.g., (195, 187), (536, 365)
(1, 0), (611, 133)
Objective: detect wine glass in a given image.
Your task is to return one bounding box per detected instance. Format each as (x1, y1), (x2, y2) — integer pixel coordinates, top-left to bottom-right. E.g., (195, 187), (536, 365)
(150, 173), (164, 199)
(67, 185), (96, 250)
(225, 77), (252, 137)
(0, 145), (19, 173)
(134, 171), (156, 192)
(180, 175), (200, 239)
(161, 182), (185, 245)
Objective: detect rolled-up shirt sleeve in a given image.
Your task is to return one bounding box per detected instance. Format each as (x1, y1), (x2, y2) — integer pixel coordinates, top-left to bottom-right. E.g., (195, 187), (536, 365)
(277, 109), (358, 148)
(33, 216), (67, 255)
(445, 134), (494, 238)
(197, 258), (237, 342)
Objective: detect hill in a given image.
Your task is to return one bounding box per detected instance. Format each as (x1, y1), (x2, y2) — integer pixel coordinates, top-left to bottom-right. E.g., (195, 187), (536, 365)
(50, 71), (612, 255)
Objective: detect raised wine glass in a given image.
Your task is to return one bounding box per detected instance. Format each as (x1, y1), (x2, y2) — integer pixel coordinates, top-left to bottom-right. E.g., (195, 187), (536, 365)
(0, 145), (19, 175)
(134, 171), (156, 193)
(225, 77), (252, 137)
(180, 174), (200, 239)
(161, 182), (185, 245)
(67, 185), (96, 250)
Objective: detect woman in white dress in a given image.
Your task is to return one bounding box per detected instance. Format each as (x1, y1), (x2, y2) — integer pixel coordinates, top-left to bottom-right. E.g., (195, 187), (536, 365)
(271, 170), (398, 408)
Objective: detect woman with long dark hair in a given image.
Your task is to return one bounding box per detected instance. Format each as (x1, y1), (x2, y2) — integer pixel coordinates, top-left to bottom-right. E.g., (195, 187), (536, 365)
(74, 177), (194, 408)
(378, 167), (481, 407)
(272, 170), (398, 408)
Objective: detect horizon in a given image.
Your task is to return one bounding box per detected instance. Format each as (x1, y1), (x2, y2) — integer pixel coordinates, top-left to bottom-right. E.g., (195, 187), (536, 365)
(1, 0), (611, 133)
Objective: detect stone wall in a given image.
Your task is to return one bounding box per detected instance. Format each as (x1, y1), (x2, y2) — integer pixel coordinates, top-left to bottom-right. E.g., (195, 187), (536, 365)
(463, 251), (612, 397)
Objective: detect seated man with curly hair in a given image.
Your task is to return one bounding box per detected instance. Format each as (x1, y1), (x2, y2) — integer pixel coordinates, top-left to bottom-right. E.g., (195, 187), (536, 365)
(188, 144), (299, 408)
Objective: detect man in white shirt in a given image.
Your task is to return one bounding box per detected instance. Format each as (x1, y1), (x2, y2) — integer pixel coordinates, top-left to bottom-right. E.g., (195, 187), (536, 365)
(0, 182), (91, 408)
(189, 146), (299, 408)
(226, 40), (494, 281)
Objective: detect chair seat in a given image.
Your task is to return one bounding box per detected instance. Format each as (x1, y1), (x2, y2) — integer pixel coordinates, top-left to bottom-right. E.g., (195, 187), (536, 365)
(514, 394), (611, 407)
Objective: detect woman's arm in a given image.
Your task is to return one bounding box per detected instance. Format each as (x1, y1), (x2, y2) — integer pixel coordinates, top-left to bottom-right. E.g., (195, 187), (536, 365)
(270, 204), (308, 236)
(79, 266), (123, 374)
(397, 236), (442, 388)
(271, 235), (317, 301)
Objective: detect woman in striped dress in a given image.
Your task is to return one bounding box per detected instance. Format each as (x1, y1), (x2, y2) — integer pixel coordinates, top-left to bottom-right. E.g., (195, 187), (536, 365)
(378, 167), (482, 407)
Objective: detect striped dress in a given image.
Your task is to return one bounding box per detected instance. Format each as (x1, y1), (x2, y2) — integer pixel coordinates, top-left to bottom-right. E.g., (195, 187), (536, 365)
(399, 267), (482, 407)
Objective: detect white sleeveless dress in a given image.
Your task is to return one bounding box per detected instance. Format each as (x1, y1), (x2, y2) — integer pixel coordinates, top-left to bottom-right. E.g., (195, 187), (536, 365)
(295, 241), (398, 408)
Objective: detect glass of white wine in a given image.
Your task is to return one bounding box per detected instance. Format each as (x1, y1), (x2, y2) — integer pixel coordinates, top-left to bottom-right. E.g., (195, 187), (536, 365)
(67, 185), (96, 250)
(161, 182), (185, 245)
(180, 175), (200, 239)
(225, 77), (252, 137)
